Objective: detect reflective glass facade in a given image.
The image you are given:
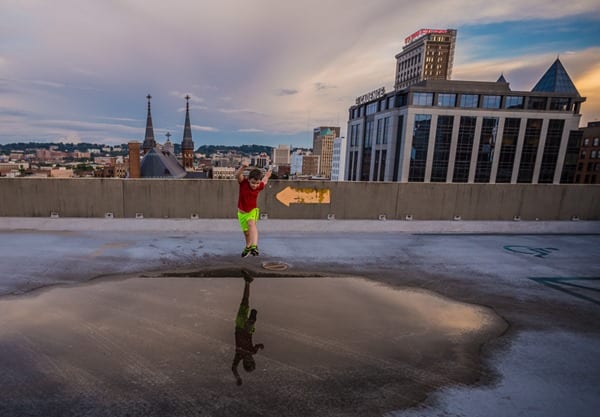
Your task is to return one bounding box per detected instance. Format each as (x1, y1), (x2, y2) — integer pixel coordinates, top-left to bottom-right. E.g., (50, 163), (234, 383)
(409, 114), (431, 182)
(431, 115), (454, 182)
(452, 116), (476, 182)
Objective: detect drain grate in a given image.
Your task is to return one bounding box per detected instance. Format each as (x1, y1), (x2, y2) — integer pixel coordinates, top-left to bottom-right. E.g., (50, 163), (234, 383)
(261, 261), (289, 271)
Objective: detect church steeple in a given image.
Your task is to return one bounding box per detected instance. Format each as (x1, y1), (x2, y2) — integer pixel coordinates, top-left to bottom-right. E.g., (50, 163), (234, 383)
(181, 95), (195, 170)
(142, 94), (157, 154)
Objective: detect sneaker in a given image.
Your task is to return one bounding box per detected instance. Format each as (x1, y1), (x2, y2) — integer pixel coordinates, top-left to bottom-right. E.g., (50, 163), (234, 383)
(241, 247), (251, 258)
(250, 245), (259, 256)
(242, 269), (254, 283)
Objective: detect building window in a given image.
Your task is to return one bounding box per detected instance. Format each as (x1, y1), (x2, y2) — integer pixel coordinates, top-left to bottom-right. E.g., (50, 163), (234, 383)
(561, 131), (583, 183)
(475, 118), (498, 182)
(437, 93), (456, 107)
(459, 94), (479, 108)
(388, 96), (395, 109)
(381, 116), (391, 144)
(349, 124), (359, 147)
(409, 114), (432, 182)
(505, 96), (524, 109)
(496, 118), (521, 183)
(539, 119), (565, 183)
(360, 121), (374, 181)
(364, 121), (374, 148)
(517, 119), (542, 183)
(594, 137), (599, 146)
(376, 119), (384, 145)
(452, 116), (477, 182)
(481, 95), (501, 109)
(592, 150), (598, 159)
(366, 102), (378, 115)
(413, 92), (434, 106)
(549, 97), (571, 111)
(393, 115), (404, 181)
(431, 115), (454, 182)
(527, 97), (547, 110)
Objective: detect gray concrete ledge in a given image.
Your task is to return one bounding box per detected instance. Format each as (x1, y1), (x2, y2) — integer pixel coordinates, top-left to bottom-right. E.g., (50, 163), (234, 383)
(1, 217), (599, 234)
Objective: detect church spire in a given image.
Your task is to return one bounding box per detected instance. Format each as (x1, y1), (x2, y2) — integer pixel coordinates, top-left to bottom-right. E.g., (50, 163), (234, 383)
(181, 95), (195, 170)
(142, 94), (157, 154)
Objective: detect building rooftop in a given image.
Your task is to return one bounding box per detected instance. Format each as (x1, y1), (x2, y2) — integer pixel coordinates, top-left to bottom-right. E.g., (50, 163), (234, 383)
(532, 58), (580, 95)
(0, 218), (598, 416)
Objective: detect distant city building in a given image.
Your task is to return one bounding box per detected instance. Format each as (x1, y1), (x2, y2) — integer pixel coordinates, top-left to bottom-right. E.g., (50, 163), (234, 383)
(394, 28), (457, 90)
(347, 57), (585, 184)
(272, 144), (291, 165)
(290, 150), (304, 175)
(313, 127), (340, 178)
(9, 150), (24, 160)
(331, 136), (347, 181)
(128, 141), (141, 178)
(575, 121), (600, 184)
(73, 151), (91, 159)
(251, 152), (270, 168)
(302, 154), (320, 176)
(0, 162), (29, 176)
(50, 167), (74, 178)
(94, 156), (115, 166)
(212, 166), (236, 179)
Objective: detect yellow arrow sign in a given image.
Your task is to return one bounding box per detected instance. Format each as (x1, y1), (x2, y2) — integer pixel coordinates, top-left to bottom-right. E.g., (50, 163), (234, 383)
(276, 186), (331, 207)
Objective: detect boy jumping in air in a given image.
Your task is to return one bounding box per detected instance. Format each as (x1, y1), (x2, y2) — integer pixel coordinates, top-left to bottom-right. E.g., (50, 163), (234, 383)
(235, 159), (272, 257)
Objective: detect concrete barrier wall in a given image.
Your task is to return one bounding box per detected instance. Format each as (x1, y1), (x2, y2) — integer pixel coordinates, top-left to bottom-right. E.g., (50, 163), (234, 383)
(1, 178), (599, 220)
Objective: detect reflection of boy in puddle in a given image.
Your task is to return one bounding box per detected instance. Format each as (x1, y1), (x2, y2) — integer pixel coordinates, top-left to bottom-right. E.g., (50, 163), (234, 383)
(232, 271), (264, 385)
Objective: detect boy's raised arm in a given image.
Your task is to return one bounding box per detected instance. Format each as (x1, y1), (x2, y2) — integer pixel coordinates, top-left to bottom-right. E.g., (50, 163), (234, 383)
(235, 159), (249, 183)
(262, 167), (273, 185)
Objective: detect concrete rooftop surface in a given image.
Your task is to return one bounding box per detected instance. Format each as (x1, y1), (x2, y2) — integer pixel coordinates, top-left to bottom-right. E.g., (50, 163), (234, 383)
(0, 217), (599, 417)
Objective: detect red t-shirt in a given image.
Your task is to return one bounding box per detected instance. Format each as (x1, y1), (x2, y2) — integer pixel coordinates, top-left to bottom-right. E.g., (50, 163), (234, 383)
(238, 179), (265, 212)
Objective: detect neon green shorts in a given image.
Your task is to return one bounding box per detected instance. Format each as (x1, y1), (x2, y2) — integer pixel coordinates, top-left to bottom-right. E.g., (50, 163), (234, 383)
(235, 303), (255, 333)
(237, 208), (259, 232)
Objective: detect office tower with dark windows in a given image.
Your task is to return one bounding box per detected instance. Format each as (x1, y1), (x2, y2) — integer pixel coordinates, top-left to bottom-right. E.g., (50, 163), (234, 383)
(346, 58), (585, 184)
(394, 29), (457, 90)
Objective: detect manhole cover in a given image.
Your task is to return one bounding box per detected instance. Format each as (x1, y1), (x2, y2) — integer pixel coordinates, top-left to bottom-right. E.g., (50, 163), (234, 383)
(261, 261), (289, 271)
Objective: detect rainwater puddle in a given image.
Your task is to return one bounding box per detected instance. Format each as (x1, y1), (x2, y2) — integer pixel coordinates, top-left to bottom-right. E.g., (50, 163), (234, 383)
(0, 275), (507, 417)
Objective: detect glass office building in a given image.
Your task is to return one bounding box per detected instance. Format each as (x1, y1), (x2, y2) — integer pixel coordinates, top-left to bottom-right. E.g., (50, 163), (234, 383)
(346, 59), (585, 184)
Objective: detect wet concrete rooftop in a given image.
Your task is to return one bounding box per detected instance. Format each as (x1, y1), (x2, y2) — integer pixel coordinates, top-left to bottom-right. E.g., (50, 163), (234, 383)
(0, 218), (599, 417)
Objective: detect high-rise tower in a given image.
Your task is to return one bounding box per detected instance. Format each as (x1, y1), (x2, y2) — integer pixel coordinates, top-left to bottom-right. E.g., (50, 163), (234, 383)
(394, 29), (457, 90)
(181, 95), (195, 170)
(142, 94), (157, 154)
(313, 126), (341, 178)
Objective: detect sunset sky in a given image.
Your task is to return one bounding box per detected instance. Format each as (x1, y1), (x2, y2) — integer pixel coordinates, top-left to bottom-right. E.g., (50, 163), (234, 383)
(1, 0), (599, 147)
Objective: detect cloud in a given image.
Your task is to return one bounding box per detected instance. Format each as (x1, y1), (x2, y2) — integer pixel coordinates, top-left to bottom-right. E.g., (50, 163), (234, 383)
(217, 108), (265, 115)
(191, 124), (219, 132)
(1, 0), (599, 144)
(30, 80), (65, 88)
(315, 82), (337, 91)
(238, 128), (265, 133)
(275, 88), (298, 96)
